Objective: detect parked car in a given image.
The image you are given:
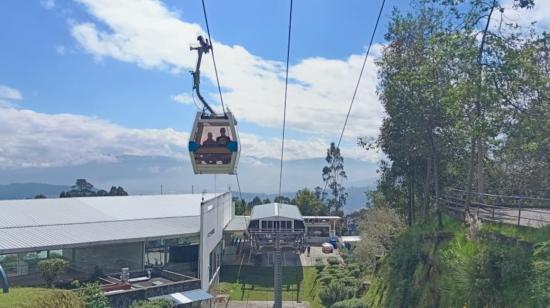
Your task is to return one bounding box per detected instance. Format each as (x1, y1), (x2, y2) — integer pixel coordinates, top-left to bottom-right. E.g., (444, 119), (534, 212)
(322, 242), (334, 253)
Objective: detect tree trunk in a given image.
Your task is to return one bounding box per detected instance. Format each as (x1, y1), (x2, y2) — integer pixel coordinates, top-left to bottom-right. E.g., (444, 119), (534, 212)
(424, 157), (432, 220)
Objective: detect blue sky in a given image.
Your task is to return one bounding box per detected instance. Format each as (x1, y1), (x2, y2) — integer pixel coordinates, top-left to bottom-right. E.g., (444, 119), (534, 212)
(0, 0), (547, 192)
(0, 0), (406, 132)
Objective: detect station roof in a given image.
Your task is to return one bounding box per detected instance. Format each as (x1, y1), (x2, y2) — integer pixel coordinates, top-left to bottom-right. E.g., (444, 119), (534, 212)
(249, 203), (303, 221)
(225, 216), (249, 232)
(0, 193), (220, 254)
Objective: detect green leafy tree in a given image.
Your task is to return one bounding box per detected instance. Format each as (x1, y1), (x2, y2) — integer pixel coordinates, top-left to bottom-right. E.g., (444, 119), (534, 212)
(322, 142), (347, 215)
(38, 258), (69, 288)
(77, 282), (110, 308)
(130, 299), (173, 308)
(292, 188), (327, 216)
(248, 196), (263, 207)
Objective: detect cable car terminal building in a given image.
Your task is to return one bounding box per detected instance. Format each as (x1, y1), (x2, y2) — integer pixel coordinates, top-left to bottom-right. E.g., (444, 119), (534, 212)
(0, 193), (342, 307)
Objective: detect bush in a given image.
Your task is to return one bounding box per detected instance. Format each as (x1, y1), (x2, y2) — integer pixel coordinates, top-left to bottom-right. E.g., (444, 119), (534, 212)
(532, 241), (550, 306)
(27, 289), (84, 308)
(38, 258), (69, 287)
(131, 298), (174, 308)
(327, 256), (340, 265)
(319, 280), (358, 307)
(331, 298), (368, 308)
(77, 282), (110, 308)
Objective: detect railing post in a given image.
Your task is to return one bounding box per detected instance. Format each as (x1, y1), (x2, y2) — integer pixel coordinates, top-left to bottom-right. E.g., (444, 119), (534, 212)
(0, 264), (8, 294)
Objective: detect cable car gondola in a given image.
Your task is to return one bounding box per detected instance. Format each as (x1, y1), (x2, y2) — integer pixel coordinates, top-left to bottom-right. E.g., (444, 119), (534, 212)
(187, 36), (240, 174)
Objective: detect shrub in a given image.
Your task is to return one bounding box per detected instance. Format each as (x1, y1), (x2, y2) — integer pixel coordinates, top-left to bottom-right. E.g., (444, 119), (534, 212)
(38, 258), (69, 287)
(532, 241), (550, 306)
(27, 290), (84, 308)
(331, 298), (368, 308)
(327, 256), (340, 266)
(131, 298), (174, 308)
(77, 282), (110, 308)
(319, 280), (358, 307)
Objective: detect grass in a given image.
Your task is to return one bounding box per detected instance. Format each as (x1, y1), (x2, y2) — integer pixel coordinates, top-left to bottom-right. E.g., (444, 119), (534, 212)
(0, 287), (56, 307)
(482, 222), (550, 243)
(217, 266), (322, 308)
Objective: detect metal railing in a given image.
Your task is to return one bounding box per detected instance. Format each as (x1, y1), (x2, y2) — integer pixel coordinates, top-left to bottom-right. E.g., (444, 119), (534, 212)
(442, 190), (550, 228)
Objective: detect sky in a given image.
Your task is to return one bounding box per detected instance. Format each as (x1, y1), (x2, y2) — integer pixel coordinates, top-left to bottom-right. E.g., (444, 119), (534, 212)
(0, 0), (548, 193)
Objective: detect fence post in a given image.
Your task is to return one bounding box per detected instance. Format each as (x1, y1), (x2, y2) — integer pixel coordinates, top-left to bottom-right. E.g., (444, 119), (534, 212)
(517, 204), (522, 226)
(492, 207), (495, 220)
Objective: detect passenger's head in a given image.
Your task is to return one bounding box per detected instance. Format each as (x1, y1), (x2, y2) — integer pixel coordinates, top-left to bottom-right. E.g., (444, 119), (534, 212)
(207, 132), (213, 139)
(220, 127), (227, 136)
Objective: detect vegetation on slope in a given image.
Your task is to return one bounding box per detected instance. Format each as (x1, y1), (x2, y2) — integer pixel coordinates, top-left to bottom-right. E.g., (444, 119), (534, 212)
(364, 216), (550, 307)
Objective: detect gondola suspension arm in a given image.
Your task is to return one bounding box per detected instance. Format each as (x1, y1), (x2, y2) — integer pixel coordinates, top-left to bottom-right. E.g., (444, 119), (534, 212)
(190, 35), (216, 115)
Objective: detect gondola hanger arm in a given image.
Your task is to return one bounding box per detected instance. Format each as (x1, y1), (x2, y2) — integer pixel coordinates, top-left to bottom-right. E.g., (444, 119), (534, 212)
(190, 35), (216, 115)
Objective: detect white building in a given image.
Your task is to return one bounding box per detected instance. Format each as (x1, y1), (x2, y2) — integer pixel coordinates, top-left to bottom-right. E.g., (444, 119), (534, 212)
(0, 193), (233, 307)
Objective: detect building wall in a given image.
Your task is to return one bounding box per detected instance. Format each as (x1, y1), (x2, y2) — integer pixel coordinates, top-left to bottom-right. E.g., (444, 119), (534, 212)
(200, 192), (231, 291)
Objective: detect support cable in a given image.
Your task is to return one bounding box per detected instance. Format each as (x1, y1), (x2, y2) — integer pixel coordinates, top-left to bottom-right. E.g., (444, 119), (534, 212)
(201, 0), (226, 113)
(275, 2), (293, 308)
(278, 0), (294, 198)
(321, 0), (386, 200)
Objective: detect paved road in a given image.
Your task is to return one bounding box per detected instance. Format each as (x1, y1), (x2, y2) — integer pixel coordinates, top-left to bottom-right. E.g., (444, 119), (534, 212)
(445, 199), (550, 228)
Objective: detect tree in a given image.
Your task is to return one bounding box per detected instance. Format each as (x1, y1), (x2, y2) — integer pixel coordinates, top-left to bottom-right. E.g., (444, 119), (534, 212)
(77, 282), (110, 308)
(322, 142), (348, 216)
(292, 188), (327, 216)
(34, 194), (47, 199)
(38, 258), (69, 287)
(248, 196), (263, 207)
(234, 198), (248, 215)
(355, 205), (405, 273)
(274, 196), (291, 204)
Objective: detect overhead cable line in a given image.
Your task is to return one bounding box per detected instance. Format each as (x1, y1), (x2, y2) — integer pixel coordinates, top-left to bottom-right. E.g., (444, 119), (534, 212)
(322, 0), (387, 199)
(201, 0), (226, 113)
(278, 0), (294, 198)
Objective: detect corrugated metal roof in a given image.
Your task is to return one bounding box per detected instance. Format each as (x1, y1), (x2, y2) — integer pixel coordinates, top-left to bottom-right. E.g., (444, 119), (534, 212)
(249, 203), (303, 221)
(224, 216), (249, 232)
(0, 194), (221, 254)
(0, 194), (216, 228)
(0, 217), (199, 254)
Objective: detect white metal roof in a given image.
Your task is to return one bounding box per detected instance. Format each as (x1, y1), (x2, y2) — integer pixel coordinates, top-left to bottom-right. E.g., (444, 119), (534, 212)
(340, 236), (361, 243)
(249, 203), (303, 221)
(0, 194), (220, 254)
(224, 216), (249, 232)
(151, 289), (213, 304)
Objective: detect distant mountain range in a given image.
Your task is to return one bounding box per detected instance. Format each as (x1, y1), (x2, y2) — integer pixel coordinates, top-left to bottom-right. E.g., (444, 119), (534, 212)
(0, 155), (378, 213)
(0, 182), (372, 213)
(0, 183), (70, 200)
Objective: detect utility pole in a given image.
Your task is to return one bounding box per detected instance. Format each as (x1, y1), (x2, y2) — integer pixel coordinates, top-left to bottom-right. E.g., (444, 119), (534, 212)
(273, 202), (282, 308)
(160, 184), (163, 195)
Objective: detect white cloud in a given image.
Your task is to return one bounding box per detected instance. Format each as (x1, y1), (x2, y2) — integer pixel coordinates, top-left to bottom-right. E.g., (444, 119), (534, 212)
(0, 107), (188, 168)
(171, 92), (194, 105)
(41, 0), (55, 10)
(0, 85), (23, 108)
(499, 0), (550, 30)
(0, 106), (379, 169)
(55, 45), (66, 55)
(70, 0), (384, 141)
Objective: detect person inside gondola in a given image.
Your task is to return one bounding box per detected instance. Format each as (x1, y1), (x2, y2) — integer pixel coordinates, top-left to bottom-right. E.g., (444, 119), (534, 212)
(216, 127), (231, 145)
(199, 132), (218, 164)
(215, 127), (231, 164)
(202, 132), (217, 147)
